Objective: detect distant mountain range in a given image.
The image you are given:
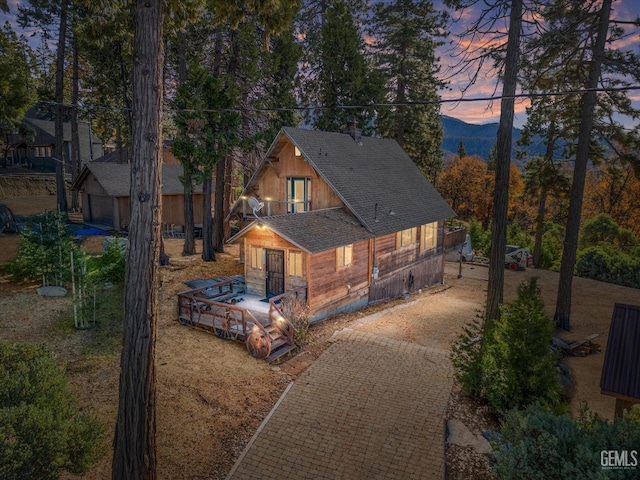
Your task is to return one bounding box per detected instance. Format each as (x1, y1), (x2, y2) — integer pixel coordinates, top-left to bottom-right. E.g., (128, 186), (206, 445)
(441, 115), (545, 163)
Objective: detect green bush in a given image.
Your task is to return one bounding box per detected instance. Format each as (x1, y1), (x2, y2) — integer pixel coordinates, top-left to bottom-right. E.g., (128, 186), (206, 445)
(86, 238), (126, 287)
(576, 247), (640, 289)
(450, 314), (485, 397)
(496, 404), (640, 480)
(468, 217), (491, 256)
(451, 278), (561, 414)
(540, 222), (564, 271)
(7, 212), (85, 285)
(0, 342), (104, 479)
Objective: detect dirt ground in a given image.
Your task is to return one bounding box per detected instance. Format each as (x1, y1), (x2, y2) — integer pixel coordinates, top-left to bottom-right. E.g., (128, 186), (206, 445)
(1, 194), (639, 479)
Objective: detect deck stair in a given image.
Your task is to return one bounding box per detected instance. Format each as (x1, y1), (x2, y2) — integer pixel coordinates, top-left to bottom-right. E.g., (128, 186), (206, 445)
(177, 279), (300, 362)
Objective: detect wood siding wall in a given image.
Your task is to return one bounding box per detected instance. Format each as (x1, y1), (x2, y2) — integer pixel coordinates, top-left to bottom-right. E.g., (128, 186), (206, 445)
(369, 256), (443, 302)
(243, 227), (308, 297)
(250, 142), (343, 216)
(308, 239), (370, 314)
(370, 221), (445, 301)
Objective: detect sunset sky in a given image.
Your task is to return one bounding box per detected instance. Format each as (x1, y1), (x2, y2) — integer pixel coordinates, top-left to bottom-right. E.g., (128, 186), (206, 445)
(2, 0), (639, 129)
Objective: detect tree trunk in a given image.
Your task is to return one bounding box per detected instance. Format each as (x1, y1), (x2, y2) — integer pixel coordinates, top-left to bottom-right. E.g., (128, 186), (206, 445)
(213, 155), (226, 252)
(54, 0), (68, 213)
(182, 169), (195, 256)
(532, 187), (547, 268)
(485, 0), (522, 323)
(554, 0), (611, 331)
(533, 124), (556, 268)
(202, 172), (216, 261)
(71, 42), (80, 211)
(177, 37), (195, 256)
(111, 0), (164, 478)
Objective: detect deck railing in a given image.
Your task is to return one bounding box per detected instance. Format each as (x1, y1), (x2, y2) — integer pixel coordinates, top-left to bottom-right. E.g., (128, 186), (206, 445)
(241, 198), (311, 218)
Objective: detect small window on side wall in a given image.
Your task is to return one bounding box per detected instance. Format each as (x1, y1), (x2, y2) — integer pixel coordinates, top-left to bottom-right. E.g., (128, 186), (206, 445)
(421, 222), (438, 251)
(289, 251), (303, 276)
(396, 227), (417, 248)
(250, 246), (263, 270)
(336, 244), (353, 268)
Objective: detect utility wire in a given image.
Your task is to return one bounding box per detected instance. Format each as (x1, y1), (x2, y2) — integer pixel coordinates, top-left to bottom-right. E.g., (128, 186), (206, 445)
(36, 85), (640, 115)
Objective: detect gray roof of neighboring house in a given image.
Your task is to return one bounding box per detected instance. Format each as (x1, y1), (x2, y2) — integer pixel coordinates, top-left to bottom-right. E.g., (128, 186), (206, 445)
(277, 127), (455, 236)
(73, 162), (201, 196)
(600, 303), (640, 400)
(22, 107), (104, 162)
(230, 208), (373, 253)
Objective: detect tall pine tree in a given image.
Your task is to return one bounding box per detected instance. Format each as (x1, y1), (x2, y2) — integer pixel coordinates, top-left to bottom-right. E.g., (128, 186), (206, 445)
(370, 0), (447, 182)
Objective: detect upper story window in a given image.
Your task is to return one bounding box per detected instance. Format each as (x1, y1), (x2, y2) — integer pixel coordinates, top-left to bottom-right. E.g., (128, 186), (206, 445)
(287, 177), (311, 213)
(396, 227), (417, 249)
(421, 222), (438, 251)
(336, 244), (353, 268)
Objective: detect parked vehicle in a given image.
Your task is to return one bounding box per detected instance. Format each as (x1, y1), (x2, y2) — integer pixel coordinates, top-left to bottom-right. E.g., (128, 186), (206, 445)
(505, 245), (532, 270)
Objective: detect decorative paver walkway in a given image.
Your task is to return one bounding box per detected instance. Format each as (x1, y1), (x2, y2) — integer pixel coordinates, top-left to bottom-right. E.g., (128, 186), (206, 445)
(227, 329), (453, 480)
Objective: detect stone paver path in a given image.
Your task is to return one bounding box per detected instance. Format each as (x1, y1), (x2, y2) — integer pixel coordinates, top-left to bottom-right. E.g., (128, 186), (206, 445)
(227, 329), (453, 480)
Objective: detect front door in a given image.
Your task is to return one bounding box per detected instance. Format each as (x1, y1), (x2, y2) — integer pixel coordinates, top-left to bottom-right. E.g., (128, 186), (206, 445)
(266, 249), (285, 297)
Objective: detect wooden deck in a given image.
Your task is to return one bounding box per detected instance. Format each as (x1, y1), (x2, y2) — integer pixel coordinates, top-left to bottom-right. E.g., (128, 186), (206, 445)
(177, 276), (303, 362)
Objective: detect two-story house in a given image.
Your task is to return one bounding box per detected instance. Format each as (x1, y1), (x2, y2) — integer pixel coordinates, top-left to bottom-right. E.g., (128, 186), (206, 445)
(3, 107), (103, 171)
(227, 127), (456, 322)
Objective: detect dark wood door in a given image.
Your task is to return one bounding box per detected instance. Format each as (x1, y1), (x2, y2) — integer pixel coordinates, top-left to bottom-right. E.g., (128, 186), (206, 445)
(266, 249), (285, 297)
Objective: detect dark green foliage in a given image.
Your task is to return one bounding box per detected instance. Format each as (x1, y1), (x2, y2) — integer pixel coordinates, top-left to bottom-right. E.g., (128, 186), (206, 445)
(506, 222), (532, 250)
(574, 215), (640, 288)
(86, 239), (126, 287)
(450, 314), (484, 397)
(7, 212), (84, 285)
(576, 247), (640, 289)
(369, 0), (447, 182)
(314, 0), (383, 134)
(482, 279), (560, 413)
(0, 23), (36, 139)
(540, 222), (565, 271)
(451, 279), (561, 414)
(468, 217), (491, 256)
(0, 343), (104, 479)
(496, 404), (640, 480)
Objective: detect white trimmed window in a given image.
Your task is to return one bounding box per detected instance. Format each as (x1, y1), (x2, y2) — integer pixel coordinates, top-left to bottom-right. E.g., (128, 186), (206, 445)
(250, 246), (263, 270)
(336, 244), (353, 268)
(396, 227), (417, 248)
(421, 222), (438, 251)
(289, 251), (303, 276)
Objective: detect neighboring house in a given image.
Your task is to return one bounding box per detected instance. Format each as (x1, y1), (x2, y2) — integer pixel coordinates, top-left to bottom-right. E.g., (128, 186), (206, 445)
(2, 106), (103, 171)
(71, 162), (209, 232)
(227, 127), (456, 322)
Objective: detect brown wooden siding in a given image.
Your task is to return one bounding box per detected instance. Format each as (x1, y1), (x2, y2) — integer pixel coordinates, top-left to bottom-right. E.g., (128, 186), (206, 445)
(308, 239), (370, 313)
(243, 226), (308, 297)
(370, 255), (444, 302)
(250, 142), (343, 215)
(370, 222), (445, 301)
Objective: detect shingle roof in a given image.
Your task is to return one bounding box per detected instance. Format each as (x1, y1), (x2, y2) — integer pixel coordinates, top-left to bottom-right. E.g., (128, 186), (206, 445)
(231, 208), (374, 253)
(280, 127), (456, 236)
(74, 162), (201, 196)
(600, 303), (640, 400)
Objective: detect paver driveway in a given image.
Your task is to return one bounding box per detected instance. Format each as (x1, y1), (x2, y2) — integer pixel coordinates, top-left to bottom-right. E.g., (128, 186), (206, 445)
(227, 329), (453, 480)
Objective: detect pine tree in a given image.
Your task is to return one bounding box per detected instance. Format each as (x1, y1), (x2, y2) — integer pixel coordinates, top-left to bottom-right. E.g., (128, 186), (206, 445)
(370, 0), (447, 181)
(313, 0), (383, 133)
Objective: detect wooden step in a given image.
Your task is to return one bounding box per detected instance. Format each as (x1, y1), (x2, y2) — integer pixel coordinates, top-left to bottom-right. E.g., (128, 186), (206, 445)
(266, 343), (297, 363)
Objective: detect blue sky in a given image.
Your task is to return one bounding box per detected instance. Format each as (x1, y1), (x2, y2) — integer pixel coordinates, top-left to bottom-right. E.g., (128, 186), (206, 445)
(2, 0), (639, 130)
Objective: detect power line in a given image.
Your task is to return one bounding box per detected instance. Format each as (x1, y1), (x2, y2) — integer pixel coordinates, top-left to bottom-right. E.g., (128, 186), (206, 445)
(36, 85), (640, 115)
